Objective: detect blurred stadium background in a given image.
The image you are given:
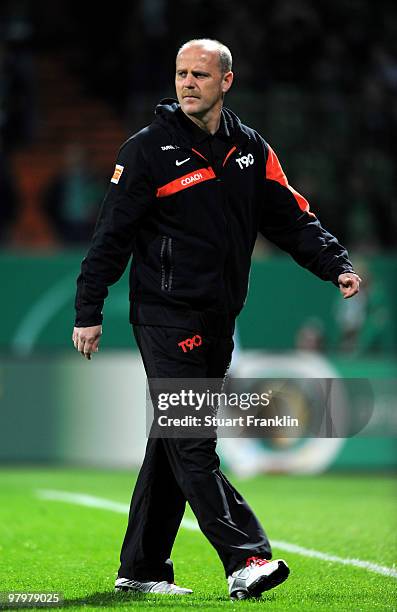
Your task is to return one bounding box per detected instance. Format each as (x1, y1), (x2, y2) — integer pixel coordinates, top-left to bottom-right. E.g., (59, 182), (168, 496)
(0, 0), (396, 474)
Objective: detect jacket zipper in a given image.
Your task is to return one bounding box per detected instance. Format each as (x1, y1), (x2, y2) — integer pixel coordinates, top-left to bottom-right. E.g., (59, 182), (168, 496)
(218, 146), (239, 308)
(160, 236), (173, 291)
(191, 144), (238, 307)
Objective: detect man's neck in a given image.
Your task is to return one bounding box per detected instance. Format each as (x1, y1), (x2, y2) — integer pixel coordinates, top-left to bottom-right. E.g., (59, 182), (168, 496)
(183, 109), (222, 135)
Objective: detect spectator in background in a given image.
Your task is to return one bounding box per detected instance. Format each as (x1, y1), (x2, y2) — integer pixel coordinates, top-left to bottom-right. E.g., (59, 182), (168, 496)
(295, 317), (325, 352)
(333, 260), (392, 354)
(345, 149), (396, 253)
(345, 168), (378, 253)
(42, 143), (104, 245)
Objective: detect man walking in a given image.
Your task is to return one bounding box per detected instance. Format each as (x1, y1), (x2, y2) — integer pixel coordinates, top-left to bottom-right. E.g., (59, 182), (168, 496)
(73, 39), (360, 600)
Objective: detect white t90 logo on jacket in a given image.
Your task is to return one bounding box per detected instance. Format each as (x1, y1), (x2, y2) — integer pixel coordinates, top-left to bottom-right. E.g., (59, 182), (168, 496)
(236, 154), (254, 169)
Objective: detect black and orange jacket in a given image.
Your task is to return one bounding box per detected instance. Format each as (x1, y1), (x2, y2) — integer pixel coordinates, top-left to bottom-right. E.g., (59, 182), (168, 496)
(75, 99), (354, 330)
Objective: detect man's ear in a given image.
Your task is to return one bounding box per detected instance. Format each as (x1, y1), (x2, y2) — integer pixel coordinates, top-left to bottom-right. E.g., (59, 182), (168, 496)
(222, 71), (234, 94)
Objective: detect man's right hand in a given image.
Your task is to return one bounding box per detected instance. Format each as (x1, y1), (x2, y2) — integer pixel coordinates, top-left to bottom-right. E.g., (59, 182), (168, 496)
(72, 325), (102, 360)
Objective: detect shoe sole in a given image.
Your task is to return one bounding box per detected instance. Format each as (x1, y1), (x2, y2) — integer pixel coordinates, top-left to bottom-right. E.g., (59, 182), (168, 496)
(248, 560), (290, 598)
(230, 590), (250, 601)
(115, 586), (192, 595)
(115, 586), (146, 594)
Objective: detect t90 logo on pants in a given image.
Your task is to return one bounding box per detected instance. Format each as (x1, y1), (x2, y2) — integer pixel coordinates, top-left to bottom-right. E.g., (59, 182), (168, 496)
(178, 334), (203, 352)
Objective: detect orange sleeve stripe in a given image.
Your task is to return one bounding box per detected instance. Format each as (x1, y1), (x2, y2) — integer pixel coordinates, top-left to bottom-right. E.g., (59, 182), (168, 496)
(266, 146), (289, 186)
(266, 146), (312, 214)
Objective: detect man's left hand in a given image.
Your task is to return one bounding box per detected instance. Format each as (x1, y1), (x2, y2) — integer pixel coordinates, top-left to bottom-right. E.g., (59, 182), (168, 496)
(338, 272), (362, 299)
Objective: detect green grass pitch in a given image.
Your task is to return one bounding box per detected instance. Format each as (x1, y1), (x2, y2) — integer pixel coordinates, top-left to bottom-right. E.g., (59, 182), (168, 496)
(0, 468), (396, 610)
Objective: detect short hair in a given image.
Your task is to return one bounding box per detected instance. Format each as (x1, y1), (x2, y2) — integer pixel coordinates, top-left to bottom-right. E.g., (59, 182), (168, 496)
(177, 38), (232, 75)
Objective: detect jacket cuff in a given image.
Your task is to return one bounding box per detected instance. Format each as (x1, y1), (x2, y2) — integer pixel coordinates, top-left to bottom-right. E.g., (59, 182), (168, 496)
(331, 267), (355, 287)
(74, 304), (103, 327)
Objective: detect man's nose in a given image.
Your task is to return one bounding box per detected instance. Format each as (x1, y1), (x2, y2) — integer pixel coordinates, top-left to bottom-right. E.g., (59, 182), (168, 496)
(183, 74), (195, 88)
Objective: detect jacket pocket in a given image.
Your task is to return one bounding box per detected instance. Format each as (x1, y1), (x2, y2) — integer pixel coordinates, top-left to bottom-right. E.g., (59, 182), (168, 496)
(160, 236), (173, 291)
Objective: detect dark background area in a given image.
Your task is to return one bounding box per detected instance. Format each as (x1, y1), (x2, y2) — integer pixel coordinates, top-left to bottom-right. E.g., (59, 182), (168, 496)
(1, 0), (396, 253)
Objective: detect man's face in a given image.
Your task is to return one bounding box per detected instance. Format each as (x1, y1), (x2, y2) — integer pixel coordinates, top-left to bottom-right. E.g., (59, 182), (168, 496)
(175, 44), (233, 120)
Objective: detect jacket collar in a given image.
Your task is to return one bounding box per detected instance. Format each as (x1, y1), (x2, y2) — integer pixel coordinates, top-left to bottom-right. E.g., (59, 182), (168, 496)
(154, 98), (250, 149)
(177, 108), (230, 144)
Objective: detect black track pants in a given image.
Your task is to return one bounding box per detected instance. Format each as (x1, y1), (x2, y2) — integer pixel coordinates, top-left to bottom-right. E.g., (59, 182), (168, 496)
(118, 324), (271, 580)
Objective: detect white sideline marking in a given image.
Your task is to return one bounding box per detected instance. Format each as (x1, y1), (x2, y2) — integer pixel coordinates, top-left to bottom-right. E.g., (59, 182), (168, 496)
(37, 489), (200, 532)
(36, 489), (397, 579)
(271, 540), (397, 579)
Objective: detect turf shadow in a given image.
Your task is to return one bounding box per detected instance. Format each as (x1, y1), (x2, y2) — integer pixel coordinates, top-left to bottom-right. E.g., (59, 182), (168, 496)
(61, 592), (146, 607)
(60, 591), (230, 608)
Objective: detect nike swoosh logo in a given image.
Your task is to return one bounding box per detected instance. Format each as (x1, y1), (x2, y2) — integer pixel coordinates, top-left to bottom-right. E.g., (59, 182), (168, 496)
(176, 158), (190, 166)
